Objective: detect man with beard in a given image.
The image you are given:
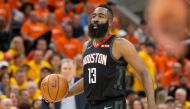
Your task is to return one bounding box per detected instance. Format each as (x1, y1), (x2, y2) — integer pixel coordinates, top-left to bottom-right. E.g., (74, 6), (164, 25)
(44, 4), (156, 109)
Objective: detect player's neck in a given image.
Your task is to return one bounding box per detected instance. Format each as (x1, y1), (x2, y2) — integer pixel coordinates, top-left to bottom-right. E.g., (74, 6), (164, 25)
(93, 32), (110, 43)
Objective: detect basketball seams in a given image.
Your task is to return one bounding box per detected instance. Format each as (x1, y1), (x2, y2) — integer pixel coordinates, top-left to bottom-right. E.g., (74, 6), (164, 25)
(47, 75), (53, 102)
(41, 74), (68, 102)
(42, 81), (46, 99)
(54, 75), (59, 101)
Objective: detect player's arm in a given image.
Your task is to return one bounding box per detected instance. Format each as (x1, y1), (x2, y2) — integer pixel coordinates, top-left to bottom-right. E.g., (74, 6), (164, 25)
(113, 38), (156, 109)
(65, 78), (84, 98)
(65, 40), (89, 98)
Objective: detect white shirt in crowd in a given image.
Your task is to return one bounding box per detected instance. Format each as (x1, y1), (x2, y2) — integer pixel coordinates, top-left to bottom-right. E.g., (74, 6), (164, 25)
(61, 78), (76, 109)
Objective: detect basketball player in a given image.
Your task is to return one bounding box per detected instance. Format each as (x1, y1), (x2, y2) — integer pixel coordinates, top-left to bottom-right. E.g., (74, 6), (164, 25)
(64, 4), (156, 109)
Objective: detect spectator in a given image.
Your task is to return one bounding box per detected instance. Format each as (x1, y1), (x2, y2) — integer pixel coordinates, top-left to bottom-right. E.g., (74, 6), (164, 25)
(27, 81), (41, 104)
(35, 67), (52, 88)
(180, 76), (188, 89)
(0, 17), (12, 52)
(0, 73), (11, 97)
(55, 24), (82, 59)
(11, 9), (25, 36)
(17, 89), (31, 108)
(141, 97), (148, 109)
(6, 36), (25, 59)
(11, 68), (28, 90)
(22, 0), (38, 5)
(31, 99), (43, 109)
(20, 11), (49, 41)
(134, 20), (148, 43)
(164, 51), (178, 73)
(151, 48), (167, 79)
(9, 53), (26, 76)
(27, 38), (53, 61)
(0, 0), (12, 31)
(72, 14), (84, 38)
(131, 98), (144, 109)
(74, 1), (84, 14)
(122, 25), (139, 46)
(80, 2), (93, 29)
(54, 0), (74, 25)
(0, 98), (13, 109)
(157, 103), (168, 109)
(10, 92), (18, 107)
(175, 88), (190, 109)
(47, 0), (64, 11)
(160, 62), (182, 88)
(10, 86), (19, 97)
(45, 13), (65, 43)
(164, 96), (175, 109)
(73, 1), (84, 14)
(10, 106), (19, 109)
(50, 54), (62, 73)
(60, 58), (77, 82)
(19, 2), (34, 20)
(7, 0), (20, 10)
(88, 0), (107, 6)
(13, 6), (24, 22)
(125, 88), (137, 109)
(129, 42), (157, 97)
(110, 16), (127, 37)
(27, 50), (51, 80)
(34, 0), (49, 22)
(59, 58), (86, 109)
(155, 87), (168, 104)
(0, 61), (9, 76)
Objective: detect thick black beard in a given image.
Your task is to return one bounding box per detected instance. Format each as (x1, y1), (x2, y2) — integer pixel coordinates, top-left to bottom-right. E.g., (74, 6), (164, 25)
(88, 22), (109, 39)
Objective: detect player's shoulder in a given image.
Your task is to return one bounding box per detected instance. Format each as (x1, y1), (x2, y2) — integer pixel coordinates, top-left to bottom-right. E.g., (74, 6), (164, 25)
(84, 40), (91, 47)
(113, 36), (134, 47)
(112, 36), (137, 55)
(82, 40), (92, 52)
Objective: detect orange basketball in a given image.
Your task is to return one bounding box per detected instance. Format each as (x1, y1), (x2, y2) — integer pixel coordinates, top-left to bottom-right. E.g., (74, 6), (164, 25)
(40, 74), (69, 102)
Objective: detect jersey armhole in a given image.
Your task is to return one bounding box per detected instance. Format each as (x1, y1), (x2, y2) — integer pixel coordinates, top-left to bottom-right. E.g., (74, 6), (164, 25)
(83, 40), (92, 53)
(109, 36), (126, 64)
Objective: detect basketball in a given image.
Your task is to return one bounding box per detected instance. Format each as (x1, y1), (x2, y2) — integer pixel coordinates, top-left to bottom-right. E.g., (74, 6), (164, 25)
(40, 74), (69, 102)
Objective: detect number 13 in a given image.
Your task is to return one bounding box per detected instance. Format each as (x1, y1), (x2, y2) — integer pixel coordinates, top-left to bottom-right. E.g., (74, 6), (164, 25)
(88, 68), (96, 84)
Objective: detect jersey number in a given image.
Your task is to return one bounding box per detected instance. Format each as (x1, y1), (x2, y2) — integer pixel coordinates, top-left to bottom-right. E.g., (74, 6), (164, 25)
(88, 68), (96, 84)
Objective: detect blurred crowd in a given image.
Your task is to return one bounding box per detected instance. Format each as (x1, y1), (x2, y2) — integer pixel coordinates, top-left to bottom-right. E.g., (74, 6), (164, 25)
(0, 0), (190, 109)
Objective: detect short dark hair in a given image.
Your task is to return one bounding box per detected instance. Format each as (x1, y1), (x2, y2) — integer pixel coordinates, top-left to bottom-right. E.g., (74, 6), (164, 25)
(16, 67), (26, 74)
(97, 4), (113, 18)
(40, 67), (52, 73)
(19, 2), (34, 14)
